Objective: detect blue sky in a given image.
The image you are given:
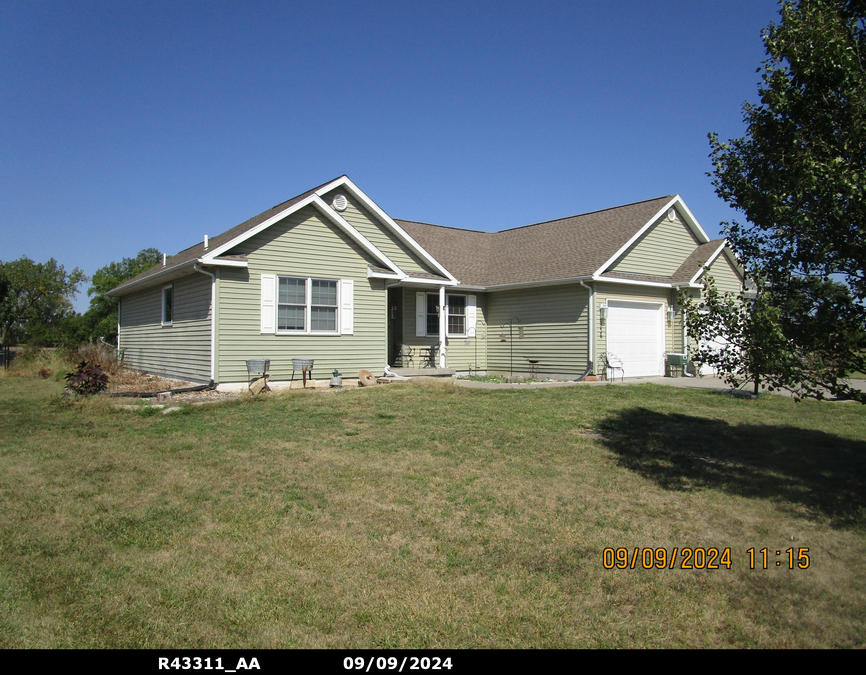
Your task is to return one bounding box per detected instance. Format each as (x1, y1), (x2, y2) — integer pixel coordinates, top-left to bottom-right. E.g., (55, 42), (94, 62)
(2, 0), (782, 312)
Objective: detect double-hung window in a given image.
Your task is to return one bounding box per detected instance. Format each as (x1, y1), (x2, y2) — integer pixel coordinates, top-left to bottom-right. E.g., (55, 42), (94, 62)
(447, 295), (465, 336)
(426, 294), (439, 336)
(276, 277), (339, 334)
(420, 293), (471, 337)
(310, 279), (338, 332)
(277, 278), (306, 331)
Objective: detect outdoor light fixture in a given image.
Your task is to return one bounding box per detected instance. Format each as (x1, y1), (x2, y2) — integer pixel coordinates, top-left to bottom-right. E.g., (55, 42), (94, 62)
(667, 307), (676, 325)
(599, 303), (608, 321)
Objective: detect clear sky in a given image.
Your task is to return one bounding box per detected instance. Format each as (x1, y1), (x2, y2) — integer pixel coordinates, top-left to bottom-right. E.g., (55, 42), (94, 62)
(1, 0), (783, 312)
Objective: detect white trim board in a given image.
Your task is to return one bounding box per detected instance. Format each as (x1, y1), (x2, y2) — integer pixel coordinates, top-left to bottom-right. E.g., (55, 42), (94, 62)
(593, 195), (711, 277)
(315, 176), (459, 284)
(200, 194), (404, 277)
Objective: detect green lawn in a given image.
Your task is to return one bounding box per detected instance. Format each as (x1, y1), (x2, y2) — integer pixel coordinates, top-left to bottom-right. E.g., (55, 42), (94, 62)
(1, 377), (865, 648)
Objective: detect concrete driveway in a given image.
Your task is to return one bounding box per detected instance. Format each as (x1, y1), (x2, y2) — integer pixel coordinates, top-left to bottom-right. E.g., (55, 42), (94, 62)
(453, 374), (866, 399)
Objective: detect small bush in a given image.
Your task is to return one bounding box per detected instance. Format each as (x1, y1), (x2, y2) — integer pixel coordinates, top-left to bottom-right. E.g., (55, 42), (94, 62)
(64, 343), (123, 376)
(64, 361), (109, 396)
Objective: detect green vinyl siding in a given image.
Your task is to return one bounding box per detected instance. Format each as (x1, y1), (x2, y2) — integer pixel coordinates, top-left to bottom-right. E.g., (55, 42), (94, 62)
(611, 212), (701, 277)
(217, 205), (386, 383)
(486, 284), (589, 377)
(320, 188), (441, 277)
(705, 252), (744, 294)
(119, 272), (212, 382)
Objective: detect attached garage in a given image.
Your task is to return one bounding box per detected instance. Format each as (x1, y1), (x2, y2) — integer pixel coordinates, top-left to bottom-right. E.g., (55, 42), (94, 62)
(606, 300), (665, 377)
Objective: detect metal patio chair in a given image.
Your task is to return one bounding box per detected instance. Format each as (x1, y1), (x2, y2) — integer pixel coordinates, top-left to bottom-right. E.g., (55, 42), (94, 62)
(603, 353), (624, 382)
(393, 344), (415, 368)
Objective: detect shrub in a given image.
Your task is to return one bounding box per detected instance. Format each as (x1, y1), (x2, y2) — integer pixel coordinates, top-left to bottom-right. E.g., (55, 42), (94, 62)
(64, 361), (109, 396)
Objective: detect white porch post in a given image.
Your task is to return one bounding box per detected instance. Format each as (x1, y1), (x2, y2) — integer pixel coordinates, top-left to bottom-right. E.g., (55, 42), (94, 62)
(438, 285), (446, 368)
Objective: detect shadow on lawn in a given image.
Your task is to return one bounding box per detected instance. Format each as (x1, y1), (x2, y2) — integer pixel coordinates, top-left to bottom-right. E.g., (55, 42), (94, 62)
(597, 407), (866, 528)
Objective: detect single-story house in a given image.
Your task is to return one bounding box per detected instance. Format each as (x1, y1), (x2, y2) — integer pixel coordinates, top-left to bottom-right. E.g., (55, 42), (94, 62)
(108, 175), (744, 389)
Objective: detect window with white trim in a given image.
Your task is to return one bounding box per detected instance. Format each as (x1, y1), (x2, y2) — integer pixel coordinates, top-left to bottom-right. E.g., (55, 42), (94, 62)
(162, 284), (173, 325)
(277, 276), (339, 334)
(423, 293), (468, 337)
(447, 295), (466, 336)
(426, 294), (439, 336)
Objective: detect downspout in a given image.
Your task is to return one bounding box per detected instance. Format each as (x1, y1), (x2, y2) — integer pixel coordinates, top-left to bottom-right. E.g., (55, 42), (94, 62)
(578, 279), (594, 374)
(438, 285), (446, 368)
(193, 264), (216, 383)
(117, 297), (122, 359)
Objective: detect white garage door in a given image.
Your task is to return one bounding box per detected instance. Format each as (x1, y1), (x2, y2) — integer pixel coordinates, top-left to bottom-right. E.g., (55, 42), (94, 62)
(607, 300), (665, 377)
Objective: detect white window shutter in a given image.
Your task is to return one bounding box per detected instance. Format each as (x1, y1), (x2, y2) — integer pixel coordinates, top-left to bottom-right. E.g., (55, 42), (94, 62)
(467, 295), (477, 336)
(416, 292), (427, 336)
(261, 274), (275, 333)
(340, 279), (354, 335)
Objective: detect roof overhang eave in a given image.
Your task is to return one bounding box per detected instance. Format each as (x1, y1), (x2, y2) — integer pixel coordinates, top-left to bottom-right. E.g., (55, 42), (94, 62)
(483, 275), (593, 291)
(107, 259), (199, 297)
(591, 275), (675, 289)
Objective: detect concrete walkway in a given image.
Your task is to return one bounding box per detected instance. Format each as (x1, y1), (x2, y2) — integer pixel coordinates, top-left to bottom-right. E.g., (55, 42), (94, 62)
(453, 374), (866, 398)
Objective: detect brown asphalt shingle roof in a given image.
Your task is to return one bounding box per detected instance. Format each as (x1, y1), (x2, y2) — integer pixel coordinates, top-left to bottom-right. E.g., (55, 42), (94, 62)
(397, 196), (675, 287)
(671, 239), (727, 283)
(112, 179), (711, 295)
(110, 177), (344, 295)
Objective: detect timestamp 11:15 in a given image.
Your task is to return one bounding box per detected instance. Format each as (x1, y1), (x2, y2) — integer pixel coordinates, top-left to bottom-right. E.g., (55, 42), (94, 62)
(748, 547), (810, 569)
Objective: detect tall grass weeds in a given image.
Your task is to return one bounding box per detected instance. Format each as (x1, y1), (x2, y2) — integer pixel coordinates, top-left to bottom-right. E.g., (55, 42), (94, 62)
(2, 343), (123, 382)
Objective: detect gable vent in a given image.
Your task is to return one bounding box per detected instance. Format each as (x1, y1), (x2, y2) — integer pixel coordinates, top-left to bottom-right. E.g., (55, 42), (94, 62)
(667, 208), (677, 221)
(332, 194), (348, 211)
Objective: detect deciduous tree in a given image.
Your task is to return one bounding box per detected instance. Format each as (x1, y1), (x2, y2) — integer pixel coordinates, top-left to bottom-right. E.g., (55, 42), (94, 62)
(705, 0), (866, 401)
(0, 257), (86, 346)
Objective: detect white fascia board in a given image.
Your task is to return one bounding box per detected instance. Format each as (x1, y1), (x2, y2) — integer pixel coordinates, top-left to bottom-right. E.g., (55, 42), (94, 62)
(592, 275), (674, 289)
(197, 192), (403, 276)
(316, 176), (459, 283)
(484, 276), (593, 291)
(593, 195), (711, 277)
(673, 196), (711, 244)
(367, 269), (401, 280)
(107, 260), (198, 296)
(200, 193), (320, 262)
(199, 257), (248, 268)
(688, 240), (729, 285)
(308, 197), (405, 275)
(402, 277), (457, 288)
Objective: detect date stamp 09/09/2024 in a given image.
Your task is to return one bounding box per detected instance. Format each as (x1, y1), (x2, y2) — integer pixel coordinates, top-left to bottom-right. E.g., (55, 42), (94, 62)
(602, 547), (811, 570)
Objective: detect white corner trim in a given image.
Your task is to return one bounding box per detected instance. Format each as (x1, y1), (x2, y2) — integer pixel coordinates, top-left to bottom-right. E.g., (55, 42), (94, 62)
(193, 264), (216, 382)
(688, 240), (729, 285)
(315, 176), (459, 283)
(593, 195), (711, 277)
